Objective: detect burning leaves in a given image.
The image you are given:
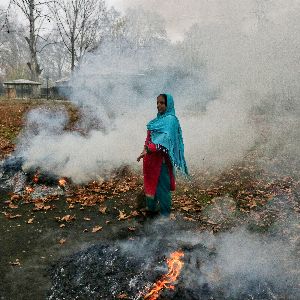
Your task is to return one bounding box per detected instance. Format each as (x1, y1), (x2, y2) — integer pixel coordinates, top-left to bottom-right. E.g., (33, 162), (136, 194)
(32, 171), (40, 184)
(144, 251), (185, 300)
(25, 186), (34, 193)
(58, 177), (68, 188)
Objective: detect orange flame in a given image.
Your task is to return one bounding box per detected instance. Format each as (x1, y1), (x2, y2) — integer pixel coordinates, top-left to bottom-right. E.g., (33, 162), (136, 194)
(33, 172), (39, 183)
(58, 178), (67, 187)
(25, 186), (34, 193)
(144, 250), (184, 300)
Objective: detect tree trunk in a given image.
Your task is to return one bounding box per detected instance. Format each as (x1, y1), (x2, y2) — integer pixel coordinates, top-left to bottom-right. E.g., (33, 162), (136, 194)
(71, 37), (75, 71)
(27, 0), (41, 81)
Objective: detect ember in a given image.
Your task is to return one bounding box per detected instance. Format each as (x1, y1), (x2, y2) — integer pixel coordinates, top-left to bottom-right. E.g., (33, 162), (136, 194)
(33, 171), (40, 183)
(25, 186), (34, 193)
(58, 178), (67, 187)
(144, 250), (184, 300)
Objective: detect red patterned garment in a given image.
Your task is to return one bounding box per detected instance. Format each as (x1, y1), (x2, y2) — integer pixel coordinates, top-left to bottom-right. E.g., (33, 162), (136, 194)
(143, 130), (175, 196)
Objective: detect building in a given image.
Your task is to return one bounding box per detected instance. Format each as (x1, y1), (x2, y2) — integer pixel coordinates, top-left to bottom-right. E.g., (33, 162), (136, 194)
(3, 79), (41, 99)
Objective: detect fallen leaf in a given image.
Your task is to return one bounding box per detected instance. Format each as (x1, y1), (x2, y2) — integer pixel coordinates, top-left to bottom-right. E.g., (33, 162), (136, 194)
(61, 215), (76, 222)
(118, 210), (127, 221)
(27, 218), (34, 224)
(10, 194), (21, 201)
(59, 239), (66, 245)
(3, 212), (22, 219)
(181, 206), (190, 212)
(9, 259), (20, 266)
(249, 200), (257, 209)
(8, 203), (18, 209)
(206, 220), (217, 225)
(130, 210), (139, 217)
(183, 216), (196, 222)
(99, 206), (107, 214)
(92, 226), (103, 233)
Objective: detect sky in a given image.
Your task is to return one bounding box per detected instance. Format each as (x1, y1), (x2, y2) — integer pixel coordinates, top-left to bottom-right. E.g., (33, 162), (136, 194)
(1, 0), (193, 40)
(2, 0), (279, 41)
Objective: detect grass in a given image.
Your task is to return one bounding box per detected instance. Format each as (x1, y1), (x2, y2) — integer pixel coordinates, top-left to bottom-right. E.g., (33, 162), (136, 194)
(0, 97), (79, 159)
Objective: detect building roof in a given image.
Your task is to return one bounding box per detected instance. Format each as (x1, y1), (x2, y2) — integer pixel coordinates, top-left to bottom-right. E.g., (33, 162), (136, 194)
(3, 79), (41, 85)
(55, 77), (70, 86)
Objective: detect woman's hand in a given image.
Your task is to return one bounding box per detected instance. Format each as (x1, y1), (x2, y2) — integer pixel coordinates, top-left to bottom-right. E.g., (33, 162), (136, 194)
(137, 149), (147, 162)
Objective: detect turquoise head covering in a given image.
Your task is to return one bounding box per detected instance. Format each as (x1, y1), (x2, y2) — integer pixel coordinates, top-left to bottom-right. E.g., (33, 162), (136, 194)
(147, 94), (188, 175)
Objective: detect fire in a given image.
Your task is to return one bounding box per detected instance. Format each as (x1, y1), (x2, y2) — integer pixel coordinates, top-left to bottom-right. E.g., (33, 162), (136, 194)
(58, 178), (67, 187)
(144, 250), (184, 300)
(33, 171), (39, 183)
(25, 186), (34, 193)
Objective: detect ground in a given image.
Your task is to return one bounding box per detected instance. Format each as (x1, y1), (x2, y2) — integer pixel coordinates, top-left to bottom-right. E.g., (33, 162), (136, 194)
(0, 98), (299, 299)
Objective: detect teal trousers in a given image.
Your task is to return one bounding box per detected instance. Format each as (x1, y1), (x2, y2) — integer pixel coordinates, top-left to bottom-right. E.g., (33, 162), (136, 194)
(146, 163), (171, 216)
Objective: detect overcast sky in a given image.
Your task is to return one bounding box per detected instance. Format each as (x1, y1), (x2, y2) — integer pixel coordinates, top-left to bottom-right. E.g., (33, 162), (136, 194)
(1, 0), (277, 41)
(1, 0), (194, 40)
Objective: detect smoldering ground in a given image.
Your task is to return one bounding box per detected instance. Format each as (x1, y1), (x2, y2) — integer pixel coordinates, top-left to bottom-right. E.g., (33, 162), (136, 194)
(49, 214), (300, 299)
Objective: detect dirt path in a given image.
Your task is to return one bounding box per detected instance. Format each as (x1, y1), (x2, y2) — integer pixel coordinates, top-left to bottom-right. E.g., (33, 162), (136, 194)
(0, 189), (148, 299)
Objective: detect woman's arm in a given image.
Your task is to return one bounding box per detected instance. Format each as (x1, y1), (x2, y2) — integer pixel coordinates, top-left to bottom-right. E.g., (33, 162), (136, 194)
(137, 131), (168, 161)
(137, 148), (147, 162)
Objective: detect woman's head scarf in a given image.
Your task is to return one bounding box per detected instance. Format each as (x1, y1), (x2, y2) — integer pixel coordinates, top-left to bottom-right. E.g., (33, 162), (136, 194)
(147, 94), (188, 175)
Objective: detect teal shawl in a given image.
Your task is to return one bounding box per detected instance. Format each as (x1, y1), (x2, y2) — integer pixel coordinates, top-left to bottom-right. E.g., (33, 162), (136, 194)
(147, 94), (188, 175)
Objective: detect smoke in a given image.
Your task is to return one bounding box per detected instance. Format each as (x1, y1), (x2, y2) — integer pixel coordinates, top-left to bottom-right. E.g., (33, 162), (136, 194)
(15, 0), (300, 182)
(116, 216), (300, 299)
(211, 228), (298, 298)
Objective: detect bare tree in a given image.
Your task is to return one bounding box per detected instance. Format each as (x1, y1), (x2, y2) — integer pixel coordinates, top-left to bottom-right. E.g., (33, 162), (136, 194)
(49, 0), (108, 71)
(39, 30), (69, 80)
(9, 0), (51, 81)
(0, 6), (29, 79)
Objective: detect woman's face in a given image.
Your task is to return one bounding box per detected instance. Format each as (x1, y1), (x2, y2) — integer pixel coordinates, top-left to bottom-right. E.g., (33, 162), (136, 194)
(157, 95), (167, 114)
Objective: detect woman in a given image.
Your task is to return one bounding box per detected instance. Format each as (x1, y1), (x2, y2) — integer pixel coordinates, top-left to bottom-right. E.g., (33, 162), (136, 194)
(137, 94), (188, 216)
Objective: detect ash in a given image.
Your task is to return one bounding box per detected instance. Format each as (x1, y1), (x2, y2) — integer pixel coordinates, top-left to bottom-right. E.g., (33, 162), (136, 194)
(47, 220), (298, 300)
(0, 155), (64, 198)
(0, 156), (24, 193)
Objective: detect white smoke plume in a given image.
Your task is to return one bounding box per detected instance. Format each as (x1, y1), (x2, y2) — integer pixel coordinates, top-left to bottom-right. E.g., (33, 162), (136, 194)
(16, 0), (300, 182)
